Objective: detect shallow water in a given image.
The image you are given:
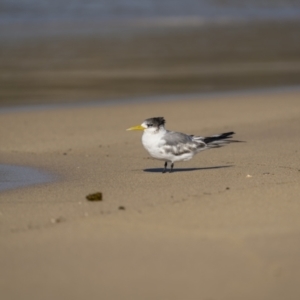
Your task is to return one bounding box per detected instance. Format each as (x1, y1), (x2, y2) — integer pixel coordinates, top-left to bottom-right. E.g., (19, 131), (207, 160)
(1, 0), (300, 23)
(0, 164), (54, 192)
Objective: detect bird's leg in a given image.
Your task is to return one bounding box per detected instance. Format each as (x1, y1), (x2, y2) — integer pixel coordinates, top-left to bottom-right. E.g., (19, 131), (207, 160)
(163, 162), (168, 173)
(170, 163), (174, 173)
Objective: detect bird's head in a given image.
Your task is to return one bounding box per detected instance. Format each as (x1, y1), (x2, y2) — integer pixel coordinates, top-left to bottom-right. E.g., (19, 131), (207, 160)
(127, 117), (166, 133)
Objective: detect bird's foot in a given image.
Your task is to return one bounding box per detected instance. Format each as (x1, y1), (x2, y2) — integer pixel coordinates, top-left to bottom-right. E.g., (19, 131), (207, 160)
(169, 163), (174, 173)
(162, 162), (168, 174)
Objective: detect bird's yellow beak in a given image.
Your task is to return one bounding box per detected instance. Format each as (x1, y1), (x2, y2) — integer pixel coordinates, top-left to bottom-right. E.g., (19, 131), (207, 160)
(126, 125), (145, 131)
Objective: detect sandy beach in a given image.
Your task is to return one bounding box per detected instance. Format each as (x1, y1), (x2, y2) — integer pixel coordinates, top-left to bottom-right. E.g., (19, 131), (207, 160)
(1, 88), (300, 299)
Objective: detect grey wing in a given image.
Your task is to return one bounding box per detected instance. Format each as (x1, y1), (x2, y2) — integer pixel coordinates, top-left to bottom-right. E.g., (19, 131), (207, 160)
(163, 131), (193, 145)
(161, 131), (205, 155)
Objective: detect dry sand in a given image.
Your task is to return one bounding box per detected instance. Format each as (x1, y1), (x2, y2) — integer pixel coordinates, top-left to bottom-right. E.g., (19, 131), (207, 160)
(1, 88), (300, 299)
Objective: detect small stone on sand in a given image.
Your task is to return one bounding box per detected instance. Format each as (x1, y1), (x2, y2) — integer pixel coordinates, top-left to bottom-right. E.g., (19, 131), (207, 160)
(86, 192), (103, 201)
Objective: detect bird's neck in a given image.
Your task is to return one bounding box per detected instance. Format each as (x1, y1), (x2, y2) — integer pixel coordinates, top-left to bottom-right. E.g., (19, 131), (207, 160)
(148, 126), (166, 135)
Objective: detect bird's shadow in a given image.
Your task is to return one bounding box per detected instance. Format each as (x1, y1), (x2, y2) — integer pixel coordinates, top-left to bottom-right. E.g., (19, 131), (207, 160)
(143, 165), (233, 173)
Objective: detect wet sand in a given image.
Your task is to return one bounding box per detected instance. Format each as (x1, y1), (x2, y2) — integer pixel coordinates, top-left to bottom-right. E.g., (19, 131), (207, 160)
(1, 88), (300, 299)
(1, 19), (300, 106)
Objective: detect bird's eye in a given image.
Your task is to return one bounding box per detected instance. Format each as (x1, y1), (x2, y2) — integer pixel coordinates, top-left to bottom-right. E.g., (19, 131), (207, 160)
(148, 124), (153, 127)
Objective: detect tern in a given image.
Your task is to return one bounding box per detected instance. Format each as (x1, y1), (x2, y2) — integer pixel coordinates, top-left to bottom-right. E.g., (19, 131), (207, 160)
(127, 117), (238, 173)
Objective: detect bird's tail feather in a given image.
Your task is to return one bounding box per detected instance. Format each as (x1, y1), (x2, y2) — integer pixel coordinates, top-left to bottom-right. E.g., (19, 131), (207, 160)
(193, 132), (239, 148)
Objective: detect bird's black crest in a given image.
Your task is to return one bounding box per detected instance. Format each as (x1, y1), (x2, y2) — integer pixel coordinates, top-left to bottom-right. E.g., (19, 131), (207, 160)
(145, 117), (166, 127)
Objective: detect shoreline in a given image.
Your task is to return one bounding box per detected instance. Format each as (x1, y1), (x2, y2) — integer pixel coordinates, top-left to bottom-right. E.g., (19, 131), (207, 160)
(1, 83), (300, 113)
(1, 18), (300, 106)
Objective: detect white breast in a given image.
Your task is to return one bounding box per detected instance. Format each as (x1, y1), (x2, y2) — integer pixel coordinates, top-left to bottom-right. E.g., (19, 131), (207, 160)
(142, 130), (168, 161)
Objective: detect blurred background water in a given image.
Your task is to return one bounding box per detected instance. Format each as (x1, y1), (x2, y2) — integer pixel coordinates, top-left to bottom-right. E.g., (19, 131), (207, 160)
(1, 0), (300, 106)
(1, 0), (300, 23)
